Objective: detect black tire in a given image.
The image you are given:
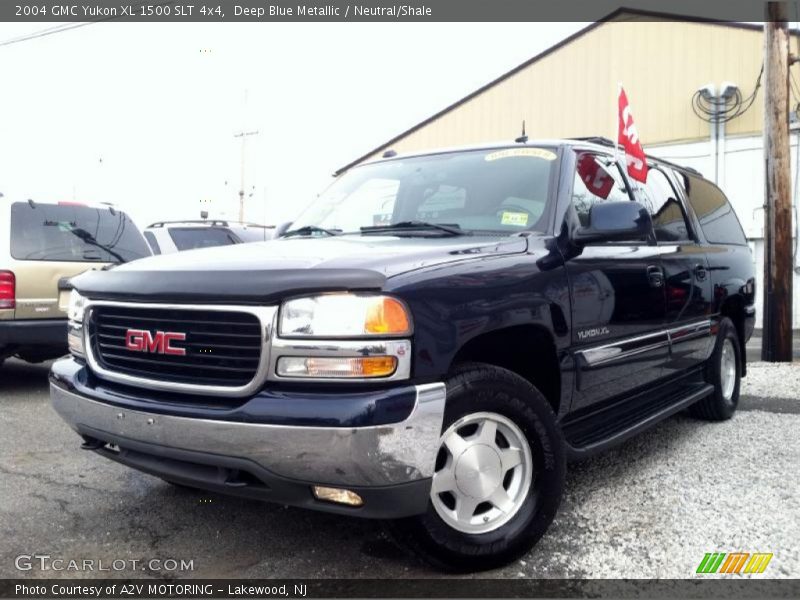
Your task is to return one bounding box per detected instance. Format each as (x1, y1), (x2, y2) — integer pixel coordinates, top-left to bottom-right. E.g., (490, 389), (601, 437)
(387, 362), (566, 572)
(689, 317), (741, 421)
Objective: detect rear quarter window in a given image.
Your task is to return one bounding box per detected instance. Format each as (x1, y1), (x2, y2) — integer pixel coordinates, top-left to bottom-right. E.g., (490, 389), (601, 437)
(682, 174), (747, 245)
(10, 202), (151, 262)
(143, 231), (161, 255)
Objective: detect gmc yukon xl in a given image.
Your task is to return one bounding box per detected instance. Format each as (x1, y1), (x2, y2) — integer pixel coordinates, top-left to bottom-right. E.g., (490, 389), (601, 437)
(50, 139), (755, 571)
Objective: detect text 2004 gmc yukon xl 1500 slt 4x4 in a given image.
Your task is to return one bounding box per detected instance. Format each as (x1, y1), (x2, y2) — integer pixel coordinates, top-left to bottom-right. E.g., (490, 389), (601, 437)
(50, 139), (755, 571)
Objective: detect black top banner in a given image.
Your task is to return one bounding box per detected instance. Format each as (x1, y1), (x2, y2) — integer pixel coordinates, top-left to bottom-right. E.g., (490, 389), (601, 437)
(0, 0), (789, 23)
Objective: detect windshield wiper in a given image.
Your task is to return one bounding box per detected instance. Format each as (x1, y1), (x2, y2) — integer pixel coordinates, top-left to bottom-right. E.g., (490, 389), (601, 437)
(69, 227), (127, 264)
(281, 225), (341, 238)
(360, 221), (468, 236)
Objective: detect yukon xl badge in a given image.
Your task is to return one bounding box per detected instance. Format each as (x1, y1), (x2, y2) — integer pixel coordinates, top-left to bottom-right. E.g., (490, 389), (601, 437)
(577, 326), (610, 340)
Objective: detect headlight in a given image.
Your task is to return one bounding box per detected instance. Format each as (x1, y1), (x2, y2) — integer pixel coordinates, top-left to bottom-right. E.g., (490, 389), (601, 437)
(67, 291), (86, 357)
(279, 294), (412, 338)
(67, 323), (85, 357)
(67, 290), (86, 323)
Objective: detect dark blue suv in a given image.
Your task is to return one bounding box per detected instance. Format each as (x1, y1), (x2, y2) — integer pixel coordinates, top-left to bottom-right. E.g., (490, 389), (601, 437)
(50, 139), (755, 571)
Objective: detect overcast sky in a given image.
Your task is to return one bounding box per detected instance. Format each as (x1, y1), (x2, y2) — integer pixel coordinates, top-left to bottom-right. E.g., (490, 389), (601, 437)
(0, 22), (585, 227)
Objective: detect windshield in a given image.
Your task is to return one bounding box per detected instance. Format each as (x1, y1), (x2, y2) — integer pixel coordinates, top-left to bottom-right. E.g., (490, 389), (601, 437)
(10, 202), (150, 263)
(291, 147), (558, 234)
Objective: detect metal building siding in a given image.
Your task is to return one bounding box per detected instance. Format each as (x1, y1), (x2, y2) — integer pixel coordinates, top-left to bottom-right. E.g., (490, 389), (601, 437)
(364, 20), (778, 163)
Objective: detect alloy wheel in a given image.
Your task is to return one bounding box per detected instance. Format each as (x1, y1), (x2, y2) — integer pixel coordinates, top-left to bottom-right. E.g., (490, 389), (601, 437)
(430, 411), (533, 534)
(720, 338), (737, 400)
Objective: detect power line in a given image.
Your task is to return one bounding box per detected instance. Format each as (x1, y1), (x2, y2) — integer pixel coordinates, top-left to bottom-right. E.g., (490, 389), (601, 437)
(0, 1), (176, 48)
(0, 22), (96, 48)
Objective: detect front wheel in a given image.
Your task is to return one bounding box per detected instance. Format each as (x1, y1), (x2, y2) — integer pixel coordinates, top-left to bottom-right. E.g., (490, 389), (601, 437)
(388, 363), (566, 572)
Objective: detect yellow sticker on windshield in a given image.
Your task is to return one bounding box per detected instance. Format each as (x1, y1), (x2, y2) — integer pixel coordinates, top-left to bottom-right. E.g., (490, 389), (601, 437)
(501, 211), (529, 226)
(485, 148), (557, 162)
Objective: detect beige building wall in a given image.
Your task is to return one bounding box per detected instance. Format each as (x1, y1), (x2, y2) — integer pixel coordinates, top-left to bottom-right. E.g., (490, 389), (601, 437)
(356, 18), (796, 166)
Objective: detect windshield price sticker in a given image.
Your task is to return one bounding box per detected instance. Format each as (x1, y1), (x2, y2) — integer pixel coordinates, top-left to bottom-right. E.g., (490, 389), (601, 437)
(501, 211), (529, 226)
(485, 148), (557, 162)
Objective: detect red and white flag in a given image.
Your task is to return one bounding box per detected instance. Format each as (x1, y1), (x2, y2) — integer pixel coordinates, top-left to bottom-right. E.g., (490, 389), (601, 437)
(577, 153), (613, 199)
(617, 86), (648, 183)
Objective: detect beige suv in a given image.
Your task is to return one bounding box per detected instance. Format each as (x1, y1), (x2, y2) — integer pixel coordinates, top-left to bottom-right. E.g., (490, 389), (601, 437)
(0, 199), (150, 367)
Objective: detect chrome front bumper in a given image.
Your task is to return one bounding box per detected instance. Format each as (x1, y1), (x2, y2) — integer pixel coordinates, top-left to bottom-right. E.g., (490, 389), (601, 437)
(50, 382), (446, 488)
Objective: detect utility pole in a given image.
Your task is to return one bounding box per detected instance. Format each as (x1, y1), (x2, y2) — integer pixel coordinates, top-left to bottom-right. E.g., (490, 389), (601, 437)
(762, 3), (794, 362)
(234, 129), (258, 222)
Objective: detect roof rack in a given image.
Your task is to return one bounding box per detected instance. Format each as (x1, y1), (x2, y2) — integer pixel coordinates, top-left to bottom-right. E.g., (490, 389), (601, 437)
(654, 158), (702, 177)
(238, 222), (275, 228)
(148, 220), (275, 229)
(570, 136), (616, 147)
(149, 219), (229, 228)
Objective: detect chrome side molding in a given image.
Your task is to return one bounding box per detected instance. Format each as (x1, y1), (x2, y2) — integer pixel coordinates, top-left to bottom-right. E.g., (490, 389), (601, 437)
(577, 319), (713, 368)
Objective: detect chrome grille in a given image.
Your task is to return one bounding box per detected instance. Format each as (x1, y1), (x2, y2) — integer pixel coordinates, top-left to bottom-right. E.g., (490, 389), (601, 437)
(88, 305), (263, 388)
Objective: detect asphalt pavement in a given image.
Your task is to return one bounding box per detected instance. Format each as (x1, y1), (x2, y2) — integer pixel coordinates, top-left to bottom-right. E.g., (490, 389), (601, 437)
(0, 357), (798, 579)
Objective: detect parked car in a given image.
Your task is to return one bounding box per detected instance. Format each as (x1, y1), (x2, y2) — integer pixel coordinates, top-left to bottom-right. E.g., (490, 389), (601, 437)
(142, 220), (275, 254)
(0, 199), (150, 368)
(50, 139), (755, 571)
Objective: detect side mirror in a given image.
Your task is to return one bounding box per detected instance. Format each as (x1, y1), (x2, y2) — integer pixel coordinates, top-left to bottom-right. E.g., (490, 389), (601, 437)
(275, 221), (293, 237)
(572, 201), (652, 246)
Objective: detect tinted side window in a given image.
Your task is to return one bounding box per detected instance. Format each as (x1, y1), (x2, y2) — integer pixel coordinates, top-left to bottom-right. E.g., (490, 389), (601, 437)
(10, 203), (150, 263)
(684, 174), (747, 245)
(572, 153), (631, 227)
(168, 227), (240, 251)
(143, 231), (161, 255)
(629, 168), (691, 242)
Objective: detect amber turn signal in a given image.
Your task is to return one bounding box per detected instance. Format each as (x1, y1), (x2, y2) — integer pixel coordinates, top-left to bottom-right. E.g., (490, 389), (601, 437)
(276, 356), (398, 378)
(364, 296), (411, 335)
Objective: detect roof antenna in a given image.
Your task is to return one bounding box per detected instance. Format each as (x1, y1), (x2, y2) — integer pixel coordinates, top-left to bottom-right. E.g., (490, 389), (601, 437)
(515, 120), (528, 144)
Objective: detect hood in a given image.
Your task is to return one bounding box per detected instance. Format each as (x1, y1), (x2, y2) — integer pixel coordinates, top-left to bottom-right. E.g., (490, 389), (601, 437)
(72, 234), (530, 304)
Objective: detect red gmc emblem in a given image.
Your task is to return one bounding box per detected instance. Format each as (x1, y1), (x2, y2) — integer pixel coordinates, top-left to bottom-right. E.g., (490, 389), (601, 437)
(125, 329), (186, 356)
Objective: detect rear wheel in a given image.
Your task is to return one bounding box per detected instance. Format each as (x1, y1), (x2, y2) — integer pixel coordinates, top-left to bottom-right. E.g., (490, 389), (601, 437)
(689, 317), (741, 421)
(388, 363), (565, 572)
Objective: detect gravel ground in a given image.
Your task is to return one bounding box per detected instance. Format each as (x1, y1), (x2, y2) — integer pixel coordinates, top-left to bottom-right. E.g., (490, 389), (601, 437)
(0, 358), (798, 579)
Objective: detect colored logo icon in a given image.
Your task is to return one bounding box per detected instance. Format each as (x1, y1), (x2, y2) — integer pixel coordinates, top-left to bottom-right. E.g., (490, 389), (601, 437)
(696, 552), (773, 574)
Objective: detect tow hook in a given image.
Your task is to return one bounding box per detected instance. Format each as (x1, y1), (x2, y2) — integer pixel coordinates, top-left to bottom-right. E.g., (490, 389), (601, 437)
(80, 436), (105, 450)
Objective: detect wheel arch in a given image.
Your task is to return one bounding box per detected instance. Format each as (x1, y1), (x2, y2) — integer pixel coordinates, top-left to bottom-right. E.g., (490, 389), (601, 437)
(719, 293), (747, 377)
(449, 324), (562, 415)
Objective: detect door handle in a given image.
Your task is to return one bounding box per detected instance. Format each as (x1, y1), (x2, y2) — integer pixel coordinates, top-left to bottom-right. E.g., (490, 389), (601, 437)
(694, 264), (708, 280)
(647, 265), (664, 288)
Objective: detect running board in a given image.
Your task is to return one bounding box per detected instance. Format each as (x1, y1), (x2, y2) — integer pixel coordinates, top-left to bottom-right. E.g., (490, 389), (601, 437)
(563, 379), (714, 460)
